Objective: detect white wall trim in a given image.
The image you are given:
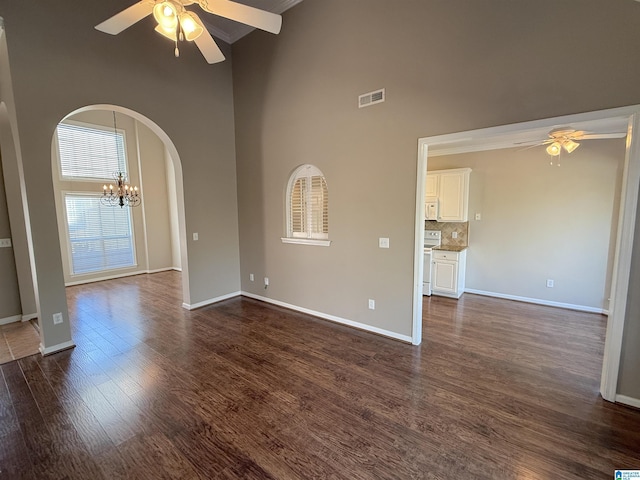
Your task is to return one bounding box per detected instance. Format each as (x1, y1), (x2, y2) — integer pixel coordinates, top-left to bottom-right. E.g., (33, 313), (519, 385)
(21, 313), (38, 322)
(182, 291), (241, 310)
(0, 314), (22, 325)
(242, 291), (413, 343)
(280, 237), (331, 247)
(615, 395), (640, 410)
(601, 112), (640, 402)
(412, 142), (427, 345)
(464, 289), (608, 314)
(39, 340), (75, 356)
(65, 268), (178, 286)
(147, 267), (177, 274)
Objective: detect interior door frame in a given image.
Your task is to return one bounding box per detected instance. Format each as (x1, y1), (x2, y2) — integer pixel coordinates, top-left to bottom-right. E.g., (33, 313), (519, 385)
(412, 105), (640, 404)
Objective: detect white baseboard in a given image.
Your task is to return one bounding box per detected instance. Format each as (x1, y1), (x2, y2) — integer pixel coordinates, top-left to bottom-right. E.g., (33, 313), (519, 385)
(464, 289), (608, 314)
(147, 267), (182, 274)
(39, 340), (76, 356)
(22, 313), (38, 322)
(182, 291), (242, 310)
(241, 291), (413, 343)
(0, 314), (22, 326)
(65, 268), (181, 286)
(615, 394), (640, 409)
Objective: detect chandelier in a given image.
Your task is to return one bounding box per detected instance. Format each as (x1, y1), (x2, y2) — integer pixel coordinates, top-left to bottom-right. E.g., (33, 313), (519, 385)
(102, 172), (141, 208)
(100, 112), (141, 208)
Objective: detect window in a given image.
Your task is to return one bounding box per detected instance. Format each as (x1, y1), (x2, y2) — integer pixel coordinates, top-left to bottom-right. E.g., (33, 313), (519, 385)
(56, 122), (126, 180)
(282, 164), (330, 246)
(64, 194), (135, 274)
(55, 119), (136, 276)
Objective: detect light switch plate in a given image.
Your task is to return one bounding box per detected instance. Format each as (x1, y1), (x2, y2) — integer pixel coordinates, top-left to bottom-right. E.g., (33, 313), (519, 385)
(379, 237), (390, 248)
(0, 238), (12, 248)
(193, 232), (199, 241)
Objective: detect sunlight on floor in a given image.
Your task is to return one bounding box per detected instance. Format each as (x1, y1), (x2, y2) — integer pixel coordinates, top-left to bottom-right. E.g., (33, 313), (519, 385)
(0, 320), (40, 364)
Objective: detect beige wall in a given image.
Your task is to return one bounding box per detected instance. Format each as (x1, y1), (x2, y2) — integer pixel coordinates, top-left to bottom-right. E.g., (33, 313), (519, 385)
(0, 32), (37, 320)
(232, 0), (640, 393)
(52, 110), (176, 283)
(0, 0), (240, 350)
(428, 140), (625, 310)
(0, 153), (21, 320)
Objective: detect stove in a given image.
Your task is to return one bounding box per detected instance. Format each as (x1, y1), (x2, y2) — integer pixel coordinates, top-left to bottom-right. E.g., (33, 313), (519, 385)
(423, 230), (441, 296)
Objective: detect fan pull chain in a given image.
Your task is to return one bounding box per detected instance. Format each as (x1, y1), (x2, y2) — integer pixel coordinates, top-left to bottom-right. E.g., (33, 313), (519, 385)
(175, 23), (180, 57)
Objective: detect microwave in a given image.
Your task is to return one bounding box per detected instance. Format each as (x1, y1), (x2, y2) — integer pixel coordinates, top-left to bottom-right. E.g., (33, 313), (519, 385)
(425, 198), (439, 221)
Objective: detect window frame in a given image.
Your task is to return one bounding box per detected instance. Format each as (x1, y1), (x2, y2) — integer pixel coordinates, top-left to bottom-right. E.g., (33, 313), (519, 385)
(56, 119), (128, 183)
(282, 164), (331, 247)
(61, 191), (138, 276)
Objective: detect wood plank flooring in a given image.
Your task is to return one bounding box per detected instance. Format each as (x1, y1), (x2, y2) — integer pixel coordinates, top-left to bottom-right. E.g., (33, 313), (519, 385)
(0, 321), (40, 365)
(1, 271), (639, 479)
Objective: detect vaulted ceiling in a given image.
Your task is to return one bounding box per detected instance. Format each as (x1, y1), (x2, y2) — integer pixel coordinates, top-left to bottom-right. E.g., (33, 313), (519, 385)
(202, 0), (303, 44)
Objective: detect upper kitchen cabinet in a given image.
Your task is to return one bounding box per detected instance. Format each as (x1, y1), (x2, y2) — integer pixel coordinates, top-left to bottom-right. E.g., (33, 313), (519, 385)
(426, 168), (471, 222)
(425, 174), (439, 198)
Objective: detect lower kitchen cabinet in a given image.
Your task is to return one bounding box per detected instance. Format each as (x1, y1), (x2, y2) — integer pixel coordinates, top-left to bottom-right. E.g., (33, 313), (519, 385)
(432, 249), (467, 299)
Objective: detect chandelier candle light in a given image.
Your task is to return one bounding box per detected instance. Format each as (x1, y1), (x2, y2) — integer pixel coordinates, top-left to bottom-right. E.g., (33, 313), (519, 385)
(100, 112), (141, 208)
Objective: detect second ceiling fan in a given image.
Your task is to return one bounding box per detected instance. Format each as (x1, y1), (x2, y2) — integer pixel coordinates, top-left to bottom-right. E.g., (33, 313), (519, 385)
(95, 0), (282, 64)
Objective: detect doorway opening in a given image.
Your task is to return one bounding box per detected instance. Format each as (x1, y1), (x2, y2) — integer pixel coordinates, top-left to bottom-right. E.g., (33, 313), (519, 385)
(51, 105), (191, 305)
(412, 105), (640, 404)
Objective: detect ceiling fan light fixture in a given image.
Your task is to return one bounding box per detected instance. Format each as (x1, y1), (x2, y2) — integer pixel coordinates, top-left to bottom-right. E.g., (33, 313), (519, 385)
(563, 139), (580, 153)
(179, 11), (204, 41)
(154, 23), (177, 41)
(546, 142), (561, 156)
(153, 1), (179, 31)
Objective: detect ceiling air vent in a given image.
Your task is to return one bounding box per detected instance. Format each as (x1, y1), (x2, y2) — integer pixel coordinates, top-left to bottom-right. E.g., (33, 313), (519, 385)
(358, 88), (385, 108)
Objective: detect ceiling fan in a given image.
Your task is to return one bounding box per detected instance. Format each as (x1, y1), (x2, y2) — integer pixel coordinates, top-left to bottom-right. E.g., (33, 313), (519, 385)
(525, 127), (626, 156)
(95, 0), (282, 64)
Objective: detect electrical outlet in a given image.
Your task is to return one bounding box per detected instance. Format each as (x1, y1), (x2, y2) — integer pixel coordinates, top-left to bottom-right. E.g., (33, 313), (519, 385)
(0, 238), (11, 248)
(546, 279), (554, 288)
(192, 232), (199, 241)
(52, 312), (63, 325)
(249, 273), (254, 281)
(368, 299), (375, 310)
(379, 237), (390, 248)
(452, 232), (458, 239)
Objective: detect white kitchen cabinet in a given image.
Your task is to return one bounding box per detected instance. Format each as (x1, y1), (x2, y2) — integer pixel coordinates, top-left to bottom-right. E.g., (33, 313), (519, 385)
(432, 249), (467, 299)
(425, 168), (471, 222)
(425, 174), (439, 198)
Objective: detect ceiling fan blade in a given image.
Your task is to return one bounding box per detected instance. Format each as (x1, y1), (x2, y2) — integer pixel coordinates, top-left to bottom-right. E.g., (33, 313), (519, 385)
(95, 1), (154, 35)
(194, 29), (225, 64)
(198, 0), (282, 34)
(579, 133), (627, 140)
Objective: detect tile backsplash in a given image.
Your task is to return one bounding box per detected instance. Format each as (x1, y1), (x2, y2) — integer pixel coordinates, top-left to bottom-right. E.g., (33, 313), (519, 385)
(425, 221), (469, 247)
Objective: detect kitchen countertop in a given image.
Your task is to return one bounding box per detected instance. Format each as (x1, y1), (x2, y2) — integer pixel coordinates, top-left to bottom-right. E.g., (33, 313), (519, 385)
(432, 245), (468, 252)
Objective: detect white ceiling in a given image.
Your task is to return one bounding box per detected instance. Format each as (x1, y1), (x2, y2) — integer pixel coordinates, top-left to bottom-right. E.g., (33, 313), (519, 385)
(427, 115), (629, 157)
(200, 0), (304, 44)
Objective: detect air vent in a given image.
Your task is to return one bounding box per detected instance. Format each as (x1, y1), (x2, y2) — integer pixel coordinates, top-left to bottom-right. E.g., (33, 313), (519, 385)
(358, 88), (385, 108)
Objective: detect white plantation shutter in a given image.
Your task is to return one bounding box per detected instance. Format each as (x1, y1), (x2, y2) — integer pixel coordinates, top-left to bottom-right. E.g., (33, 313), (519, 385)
(65, 194), (135, 274)
(290, 178), (307, 237)
(56, 122), (126, 180)
(287, 165), (329, 240)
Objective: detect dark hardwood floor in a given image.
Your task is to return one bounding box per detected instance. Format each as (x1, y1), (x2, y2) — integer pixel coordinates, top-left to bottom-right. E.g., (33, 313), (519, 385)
(1, 271), (639, 479)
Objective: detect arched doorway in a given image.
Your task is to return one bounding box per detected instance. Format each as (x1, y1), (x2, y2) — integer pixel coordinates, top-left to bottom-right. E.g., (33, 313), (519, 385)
(52, 104), (191, 311)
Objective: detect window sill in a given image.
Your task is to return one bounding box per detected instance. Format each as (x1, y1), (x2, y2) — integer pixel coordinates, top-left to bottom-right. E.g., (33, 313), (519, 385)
(281, 237), (331, 247)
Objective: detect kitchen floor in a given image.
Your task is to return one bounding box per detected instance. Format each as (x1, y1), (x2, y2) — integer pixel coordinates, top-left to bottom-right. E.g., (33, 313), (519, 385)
(0, 320), (40, 364)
